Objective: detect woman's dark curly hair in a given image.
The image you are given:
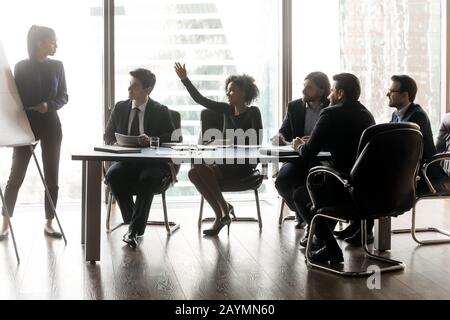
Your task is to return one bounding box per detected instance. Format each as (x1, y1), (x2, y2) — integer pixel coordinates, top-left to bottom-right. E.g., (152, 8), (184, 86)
(225, 74), (260, 105)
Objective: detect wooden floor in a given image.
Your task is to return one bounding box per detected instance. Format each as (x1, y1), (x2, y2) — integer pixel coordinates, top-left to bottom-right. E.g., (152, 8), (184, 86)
(1, 197), (450, 300)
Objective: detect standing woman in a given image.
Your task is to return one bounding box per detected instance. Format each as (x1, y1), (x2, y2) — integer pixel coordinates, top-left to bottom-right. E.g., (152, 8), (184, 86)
(174, 62), (262, 236)
(0, 25), (68, 239)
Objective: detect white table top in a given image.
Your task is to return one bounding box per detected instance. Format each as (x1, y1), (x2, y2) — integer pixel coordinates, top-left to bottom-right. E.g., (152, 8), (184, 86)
(71, 145), (331, 164)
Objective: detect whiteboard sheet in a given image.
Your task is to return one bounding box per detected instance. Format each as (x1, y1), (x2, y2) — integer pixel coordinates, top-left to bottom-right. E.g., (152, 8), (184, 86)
(0, 40), (35, 148)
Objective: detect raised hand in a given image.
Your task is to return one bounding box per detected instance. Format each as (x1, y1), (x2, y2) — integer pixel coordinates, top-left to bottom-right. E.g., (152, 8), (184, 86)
(174, 62), (187, 80)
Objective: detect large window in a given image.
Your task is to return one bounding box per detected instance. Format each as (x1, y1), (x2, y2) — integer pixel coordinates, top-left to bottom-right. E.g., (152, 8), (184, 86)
(114, 0), (280, 199)
(293, 0), (442, 132)
(292, 0), (340, 100)
(0, 0), (103, 204)
(0, 0), (445, 206)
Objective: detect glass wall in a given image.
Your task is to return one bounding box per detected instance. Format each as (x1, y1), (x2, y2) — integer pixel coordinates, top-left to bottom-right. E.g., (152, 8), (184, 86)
(340, 0), (442, 130)
(292, 0), (340, 100)
(0, 0), (103, 204)
(0, 0), (444, 206)
(293, 0), (442, 132)
(114, 0), (280, 199)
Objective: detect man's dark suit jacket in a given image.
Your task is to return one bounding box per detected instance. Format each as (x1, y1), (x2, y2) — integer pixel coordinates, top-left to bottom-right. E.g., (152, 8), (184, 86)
(298, 100), (375, 175)
(104, 98), (175, 145)
(436, 113), (450, 153)
(278, 99), (327, 142)
(391, 103), (446, 180)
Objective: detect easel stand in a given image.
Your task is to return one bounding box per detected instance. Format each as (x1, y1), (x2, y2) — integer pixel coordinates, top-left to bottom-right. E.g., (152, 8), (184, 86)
(0, 186), (20, 263)
(0, 145), (67, 264)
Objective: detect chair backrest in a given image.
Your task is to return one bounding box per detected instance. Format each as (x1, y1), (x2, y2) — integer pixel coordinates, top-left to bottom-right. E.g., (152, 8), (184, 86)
(350, 123), (423, 218)
(169, 109), (183, 142)
(199, 109), (224, 144)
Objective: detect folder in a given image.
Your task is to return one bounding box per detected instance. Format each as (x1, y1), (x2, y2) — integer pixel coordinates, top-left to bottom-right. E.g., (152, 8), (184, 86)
(94, 146), (142, 154)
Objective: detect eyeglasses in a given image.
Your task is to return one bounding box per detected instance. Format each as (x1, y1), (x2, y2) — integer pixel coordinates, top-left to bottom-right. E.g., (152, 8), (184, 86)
(387, 89), (402, 96)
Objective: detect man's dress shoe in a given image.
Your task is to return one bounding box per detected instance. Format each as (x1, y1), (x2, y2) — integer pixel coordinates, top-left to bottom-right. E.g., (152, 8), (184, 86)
(309, 246), (344, 264)
(295, 221), (307, 229)
(122, 231), (138, 248)
(299, 235), (324, 251)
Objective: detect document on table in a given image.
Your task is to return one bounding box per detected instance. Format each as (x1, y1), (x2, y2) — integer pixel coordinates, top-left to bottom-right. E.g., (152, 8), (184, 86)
(115, 133), (140, 147)
(259, 145), (298, 156)
(94, 145), (142, 154)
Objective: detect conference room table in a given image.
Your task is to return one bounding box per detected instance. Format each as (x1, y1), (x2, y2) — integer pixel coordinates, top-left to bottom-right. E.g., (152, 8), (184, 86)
(71, 145), (309, 262)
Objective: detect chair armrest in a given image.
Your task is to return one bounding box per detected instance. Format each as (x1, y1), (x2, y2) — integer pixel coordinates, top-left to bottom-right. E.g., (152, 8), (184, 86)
(423, 152), (450, 165)
(306, 166), (352, 210)
(421, 152), (450, 193)
(307, 166), (351, 188)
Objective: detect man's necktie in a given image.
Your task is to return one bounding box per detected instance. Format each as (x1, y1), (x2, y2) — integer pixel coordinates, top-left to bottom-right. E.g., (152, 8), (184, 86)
(130, 109), (140, 136)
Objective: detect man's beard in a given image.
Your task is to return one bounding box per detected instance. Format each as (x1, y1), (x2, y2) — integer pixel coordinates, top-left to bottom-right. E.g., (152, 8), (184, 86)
(330, 96), (338, 105)
(303, 95), (317, 103)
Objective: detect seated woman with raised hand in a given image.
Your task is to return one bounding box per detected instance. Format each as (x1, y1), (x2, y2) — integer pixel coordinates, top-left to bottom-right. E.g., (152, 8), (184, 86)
(174, 62), (263, 236)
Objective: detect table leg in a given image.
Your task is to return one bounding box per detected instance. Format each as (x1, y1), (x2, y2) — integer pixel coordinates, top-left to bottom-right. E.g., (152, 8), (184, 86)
(374, 217), (391, 251)
(85, 160), (102, 262)
(81, 160), (86, 245)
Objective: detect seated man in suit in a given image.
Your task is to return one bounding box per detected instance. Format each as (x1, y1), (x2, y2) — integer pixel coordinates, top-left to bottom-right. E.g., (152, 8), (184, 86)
(336, 74), (450, 244)
(104, 68), (175, 248)
(272, 72), (330, 229)
(292, 73), (375, 263)
(387, 75), (450, 193)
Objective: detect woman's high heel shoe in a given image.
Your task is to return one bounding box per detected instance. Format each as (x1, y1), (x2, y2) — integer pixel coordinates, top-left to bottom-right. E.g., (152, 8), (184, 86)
(227, 202), (236, 220)
(203, 215), (232, 236)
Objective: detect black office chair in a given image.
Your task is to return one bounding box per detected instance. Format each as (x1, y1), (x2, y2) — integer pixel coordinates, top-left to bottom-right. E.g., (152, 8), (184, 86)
(105, 109), (183, 234)
(197, 109), (264, 229)
(393, 114), (450, 245)
(305, 123), (423, 276)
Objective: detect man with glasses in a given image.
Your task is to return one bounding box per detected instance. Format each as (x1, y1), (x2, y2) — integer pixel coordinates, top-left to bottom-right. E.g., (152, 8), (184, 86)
(387, 75), (450, 193)
(336, 74), (450, 244)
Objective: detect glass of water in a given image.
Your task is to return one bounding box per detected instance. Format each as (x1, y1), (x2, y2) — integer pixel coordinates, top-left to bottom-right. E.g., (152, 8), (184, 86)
(150, 136), (160, 149)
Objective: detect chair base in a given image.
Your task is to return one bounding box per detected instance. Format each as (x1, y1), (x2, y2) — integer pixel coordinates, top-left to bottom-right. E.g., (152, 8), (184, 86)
(392, 196), (450, 245)
(306, 214), (405, 277)
(106, 221), (181, 234)
(392, 227), (450, 245)
(105, 192), (180, 235)
(197, 189), (262, 230)
(278, 199), (296, 226)
(202, 217), (259, 223)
